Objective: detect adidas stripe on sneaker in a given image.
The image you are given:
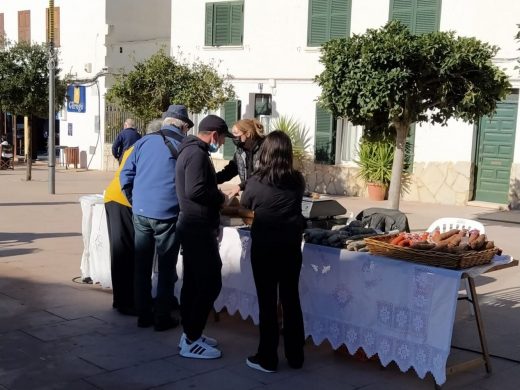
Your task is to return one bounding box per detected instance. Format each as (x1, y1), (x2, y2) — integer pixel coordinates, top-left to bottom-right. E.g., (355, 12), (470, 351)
(178, 333), (218, 348)
(179, 336), (221, 360)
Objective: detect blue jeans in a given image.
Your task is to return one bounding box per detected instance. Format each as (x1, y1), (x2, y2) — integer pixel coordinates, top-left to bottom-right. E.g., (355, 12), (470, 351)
(133, 214), (179, 319)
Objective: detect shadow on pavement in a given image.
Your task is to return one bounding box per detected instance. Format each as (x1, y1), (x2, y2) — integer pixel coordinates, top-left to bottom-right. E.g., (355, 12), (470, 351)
(0, 232), (81, 247)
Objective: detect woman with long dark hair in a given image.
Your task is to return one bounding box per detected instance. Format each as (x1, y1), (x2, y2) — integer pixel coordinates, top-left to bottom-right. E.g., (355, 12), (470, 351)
(240, 130), (306, 372)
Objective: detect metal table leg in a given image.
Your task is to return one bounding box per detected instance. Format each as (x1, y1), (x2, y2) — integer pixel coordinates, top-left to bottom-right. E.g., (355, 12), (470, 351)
(467, 276), (492, 373)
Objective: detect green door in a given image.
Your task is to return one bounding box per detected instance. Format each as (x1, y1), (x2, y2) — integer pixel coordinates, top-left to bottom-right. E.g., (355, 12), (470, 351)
(474, 92), (518, 203)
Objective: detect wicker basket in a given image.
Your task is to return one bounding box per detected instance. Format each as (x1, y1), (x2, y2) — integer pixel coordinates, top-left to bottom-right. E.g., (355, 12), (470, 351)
(364, 234), (497, 269)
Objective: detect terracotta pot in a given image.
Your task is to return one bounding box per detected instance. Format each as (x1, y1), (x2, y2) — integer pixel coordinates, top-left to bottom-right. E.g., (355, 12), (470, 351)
(367, 183), (387, 201)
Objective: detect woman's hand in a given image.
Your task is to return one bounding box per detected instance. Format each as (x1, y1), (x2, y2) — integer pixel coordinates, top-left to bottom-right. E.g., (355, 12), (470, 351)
(223, 185), (241, 198)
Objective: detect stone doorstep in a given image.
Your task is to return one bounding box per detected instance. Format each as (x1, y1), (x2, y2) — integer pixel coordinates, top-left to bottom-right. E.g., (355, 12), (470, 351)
(467, 201), (508, 210)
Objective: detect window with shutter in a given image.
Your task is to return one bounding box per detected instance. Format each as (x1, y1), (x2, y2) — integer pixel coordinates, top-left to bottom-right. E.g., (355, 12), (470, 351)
(205, 1), (243, 47)
(46, 7), (60, 47)
(0, 14), (4, 48)
(405, 124), (415, 172)
(314, 105), (336, 164)
(222, 100), (241, 160)
(389, 0), (441, 34)
(307, 0), (351, 47)
(18, 10), (31, 43)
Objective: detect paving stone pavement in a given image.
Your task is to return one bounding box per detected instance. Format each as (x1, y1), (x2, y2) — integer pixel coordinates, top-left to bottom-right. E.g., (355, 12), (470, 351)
(1, 164), (519, 390)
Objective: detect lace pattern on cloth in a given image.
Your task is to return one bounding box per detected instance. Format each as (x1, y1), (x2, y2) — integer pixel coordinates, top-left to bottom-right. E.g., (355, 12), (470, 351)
(215, 229), (463, 385)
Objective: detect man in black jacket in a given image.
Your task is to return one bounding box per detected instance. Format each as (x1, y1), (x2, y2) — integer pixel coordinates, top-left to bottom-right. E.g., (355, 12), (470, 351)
(175, 115), (233, 359)
(112, 118), (141, 163)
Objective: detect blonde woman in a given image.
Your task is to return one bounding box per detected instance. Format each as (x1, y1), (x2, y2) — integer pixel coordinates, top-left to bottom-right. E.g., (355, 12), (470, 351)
(216, 118), (265, 196)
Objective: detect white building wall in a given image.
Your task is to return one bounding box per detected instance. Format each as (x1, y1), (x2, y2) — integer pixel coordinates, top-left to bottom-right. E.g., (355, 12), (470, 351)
(170, 0), (520, 205)
(0, 0), (170, 170)
(440, 0), (520, 165)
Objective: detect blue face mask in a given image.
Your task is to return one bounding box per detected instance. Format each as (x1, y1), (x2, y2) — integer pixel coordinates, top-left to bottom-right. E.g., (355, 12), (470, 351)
(209, 142), (220, 153)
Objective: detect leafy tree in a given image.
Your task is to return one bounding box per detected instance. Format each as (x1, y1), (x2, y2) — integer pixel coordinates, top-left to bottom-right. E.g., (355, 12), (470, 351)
(0, 39), (67, 118)
(106, 50), (235, 123)
(0, 39), (68, 180)
(316, 21), (511, 209)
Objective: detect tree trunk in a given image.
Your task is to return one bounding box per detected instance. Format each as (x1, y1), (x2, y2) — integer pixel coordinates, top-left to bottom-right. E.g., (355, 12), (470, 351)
(12, 115), (17, 157)
(25, 115), (32, 181)
(387, 122), (409, 210)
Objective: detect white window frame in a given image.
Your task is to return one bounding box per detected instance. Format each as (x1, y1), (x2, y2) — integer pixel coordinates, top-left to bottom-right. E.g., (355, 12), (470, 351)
(335, 118), (362, 166)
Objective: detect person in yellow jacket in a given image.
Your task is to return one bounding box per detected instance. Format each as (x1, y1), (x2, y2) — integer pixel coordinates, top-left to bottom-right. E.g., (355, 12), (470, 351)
(104, 146), (136, 315)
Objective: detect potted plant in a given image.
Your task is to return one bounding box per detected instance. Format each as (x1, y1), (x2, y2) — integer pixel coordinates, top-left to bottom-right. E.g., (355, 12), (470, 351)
(271, 115), (312, 170)
(355, 137), (394, 201)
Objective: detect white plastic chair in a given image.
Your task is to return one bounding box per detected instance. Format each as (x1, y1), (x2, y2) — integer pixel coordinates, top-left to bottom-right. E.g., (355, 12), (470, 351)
(427, 218), (485, 316)
(426, 218), (485, 235)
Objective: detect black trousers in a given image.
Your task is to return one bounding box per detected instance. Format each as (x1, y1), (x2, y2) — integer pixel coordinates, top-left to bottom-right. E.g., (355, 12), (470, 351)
(177, 222), (222, 342)
(105, 201), (135, 310)
(250, 230), (305, 370)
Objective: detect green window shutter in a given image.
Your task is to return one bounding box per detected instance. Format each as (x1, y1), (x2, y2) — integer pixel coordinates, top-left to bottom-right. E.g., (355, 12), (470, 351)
(205, 3), (214, 46)
(329, 0), (351, 40)
(308, 0), (350, 46)
(214, 3), (231, 46)
(389, 0), (414, 31)
(314, 105), (336, 164)
(389, 0), (441, 34)
(222, 100), (241, 160)
(415, 0), (440, 34)
(405, 124), (415, 172)
(229, 2), (243, 45)
(308, 0), (329, 47)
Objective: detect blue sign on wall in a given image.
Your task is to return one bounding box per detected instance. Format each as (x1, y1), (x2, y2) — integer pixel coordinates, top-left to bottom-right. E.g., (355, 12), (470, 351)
(67, 85), (86, 113)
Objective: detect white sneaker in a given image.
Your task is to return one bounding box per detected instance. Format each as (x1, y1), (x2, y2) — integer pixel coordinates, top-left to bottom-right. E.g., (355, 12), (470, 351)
(178, 332), (218, 348)
(179, 336), (222, 359)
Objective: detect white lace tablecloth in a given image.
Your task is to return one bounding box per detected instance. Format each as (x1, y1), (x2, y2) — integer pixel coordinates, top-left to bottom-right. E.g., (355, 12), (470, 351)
(79, 195), (111, 288)
(212, 227), (512, 385)
(81, 211), (511, 385)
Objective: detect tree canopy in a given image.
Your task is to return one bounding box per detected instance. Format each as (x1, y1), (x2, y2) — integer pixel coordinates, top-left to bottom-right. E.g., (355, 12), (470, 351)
(0, 40), (68, 118)
(316, 21), (511, 209)
(106, 50), (235, 123)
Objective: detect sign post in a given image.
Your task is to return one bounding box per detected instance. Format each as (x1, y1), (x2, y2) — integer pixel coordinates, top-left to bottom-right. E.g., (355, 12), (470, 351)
(48, 0), (56, 194)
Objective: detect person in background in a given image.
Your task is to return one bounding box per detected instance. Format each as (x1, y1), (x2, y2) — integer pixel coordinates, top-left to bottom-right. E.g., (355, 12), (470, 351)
(120, 105), (192, 331)
(240, 130), (306, 373)
(112, 118), (141, 163)
(104, 119), (163, 316)
(216, 118), (265, 197)
(175, 115), (233, 359)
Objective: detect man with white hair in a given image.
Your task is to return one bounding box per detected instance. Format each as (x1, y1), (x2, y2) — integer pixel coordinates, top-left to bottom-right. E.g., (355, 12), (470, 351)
(120, 105), (193, 331)
(112, 118), (141, 163)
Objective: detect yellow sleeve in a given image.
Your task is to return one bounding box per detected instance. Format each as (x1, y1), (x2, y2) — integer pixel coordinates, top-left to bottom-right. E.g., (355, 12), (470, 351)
(104, 147), (133, 207)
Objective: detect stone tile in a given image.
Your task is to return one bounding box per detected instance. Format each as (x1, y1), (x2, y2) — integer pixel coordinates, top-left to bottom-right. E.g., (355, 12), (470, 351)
(0, 292), (27, 317)
(258, 369), (356, 390)
(476, 364), (520, 390)
(309, 354), (388, 389)
(23, 316), (111, 341)
(85, 360), (193, 390)
(38, 379), (99, 390)
(441, 351), (517, 389)
(0, 306), (64, 333)
(0, 330), (53, 371)
(45, 298), (113, 321)
(0, 356), (103, 390)
(153, 368), (262, 390)
(76, 335), (178, 371)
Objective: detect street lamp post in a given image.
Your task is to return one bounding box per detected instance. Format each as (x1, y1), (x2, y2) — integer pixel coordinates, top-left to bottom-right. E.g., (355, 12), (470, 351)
(48, 0), (56, 194)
